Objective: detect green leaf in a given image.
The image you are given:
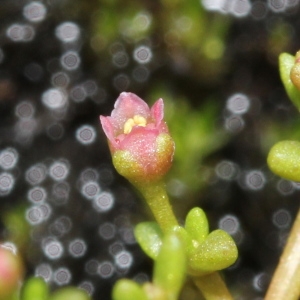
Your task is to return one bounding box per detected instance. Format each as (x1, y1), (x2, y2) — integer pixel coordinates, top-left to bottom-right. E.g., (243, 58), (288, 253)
(49, 287), (91, 300)
(112, 279), (148, 300)
(185, 207), (209, 244)
(21, 277), (49, 300)
(279, 53), (300, 111)
(134, 222), (163, 260)
(267, 140), (300, 181)
(153, 234), (186, 300)
(189, 229), (238, 274)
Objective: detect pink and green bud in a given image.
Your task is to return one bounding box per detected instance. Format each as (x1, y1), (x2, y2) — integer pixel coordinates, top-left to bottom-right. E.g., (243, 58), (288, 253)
(100, 92), (175, 185)
(0, 245), (24, 300)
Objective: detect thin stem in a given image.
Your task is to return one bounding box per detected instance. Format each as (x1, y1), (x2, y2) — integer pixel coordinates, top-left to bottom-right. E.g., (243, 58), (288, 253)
(193, 272), (233, 300)
(265, 208), (300, 300)
(138, 180), (179, 234)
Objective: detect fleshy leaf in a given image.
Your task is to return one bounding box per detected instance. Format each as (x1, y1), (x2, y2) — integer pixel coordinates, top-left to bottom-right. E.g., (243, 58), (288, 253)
(153, 234), (186, 300)
(188, 229), (238, 273)
(279, 53), (300, 111)
(112, 279), (148, 300)
(134, 222), (163, 260)
(49, 287), (91, 300)
(21, 277), (49, 300)
(267, 140), (300, 181)
(185, 207), (209, 244)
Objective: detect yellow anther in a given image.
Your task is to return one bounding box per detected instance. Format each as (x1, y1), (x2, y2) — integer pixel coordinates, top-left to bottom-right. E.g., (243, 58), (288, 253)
(123, 115), (147, 134)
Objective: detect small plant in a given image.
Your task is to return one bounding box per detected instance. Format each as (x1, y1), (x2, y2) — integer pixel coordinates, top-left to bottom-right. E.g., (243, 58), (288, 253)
(100, 92), (238, 299)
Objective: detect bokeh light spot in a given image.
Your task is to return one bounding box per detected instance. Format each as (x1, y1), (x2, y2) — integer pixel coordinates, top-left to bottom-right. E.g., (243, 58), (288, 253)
(0, 148), (19, 170)
(0, 172), (15, 195)
(75, 125), (96, 145)
(68, 239), (87, 258)
(133, 46), (152, 64)
(23, 2), (47, 22)
(55, 22), (80, 43)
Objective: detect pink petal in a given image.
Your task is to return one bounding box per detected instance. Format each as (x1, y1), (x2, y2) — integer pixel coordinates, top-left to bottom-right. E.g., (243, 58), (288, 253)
(111, 92), (150, 131)
(100, 116), (118, 148)
(151, 98), (164, 126)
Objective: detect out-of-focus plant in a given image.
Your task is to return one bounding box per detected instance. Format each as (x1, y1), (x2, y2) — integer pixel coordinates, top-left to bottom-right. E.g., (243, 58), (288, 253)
(100, 92), (238, 300)
(266, 51), (300, 300)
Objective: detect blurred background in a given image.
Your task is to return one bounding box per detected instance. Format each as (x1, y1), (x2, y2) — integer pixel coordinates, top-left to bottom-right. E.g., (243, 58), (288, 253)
(0, 0), (300, 299)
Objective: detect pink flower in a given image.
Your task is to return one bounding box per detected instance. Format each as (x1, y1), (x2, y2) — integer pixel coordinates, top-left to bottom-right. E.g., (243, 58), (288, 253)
(100, 92), (174, 184)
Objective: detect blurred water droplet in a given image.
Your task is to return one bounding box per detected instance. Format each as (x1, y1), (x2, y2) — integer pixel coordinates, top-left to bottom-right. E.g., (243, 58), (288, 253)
(26, 204), (51, 225)
(52, 182), (70, 204)
(98, 261), (115, 278)
(78, 281), (94, 295)
(25, 164), (47, 185)
(51, 72), (70, 88)
(133, 45), (152, 64)
(226, 93), (250, 114)
(49, 161), (70, 181)
(43, 239), (64, 260)
(55, 22), (80, 43)
(75, 125), (96, 145)
(6, 24), (35, 42)
(245, 170), (266, 190)
(99, 223), (116, 240)
(268, 0), (286, 12)
(251, 1), (268, 20)
(35, 263), (53, 282)
(68, 239), (87, 258)
(53, 267), (71, 286)
(0, 172), (15, 196)
(27, 186), (47, 204)
(253, 272), (270, 292)
(70, 85), (87, 102)
(114, 250), (133, 270)
(0, 148), (19, 170)
(47, 123), (64, 140)
(132, 66), (149, 82)
(42, 88), (67, 110)
(276, 179), (295, 196)
(60, 51), (80, 70)
(230, 0), (252, 17)
(93, 191), (114, 212)
(15, 101), (35, 119)
(112, 52), (129, 68)
(215, 160), (239, 181)
(219, 214), (240, 235)
(272, 209), (292, 229)
(81, 181), (101, 200)
(109, 242), (124, 256)
(24, 63), (44, 82)
(225, 115), (245, 133)
(85, 259), (99, 275)
(80, 168), (99, 183)
(134, 273), (149, 284)
(113, 74), (130, 91)
(23, 2), (47, 22)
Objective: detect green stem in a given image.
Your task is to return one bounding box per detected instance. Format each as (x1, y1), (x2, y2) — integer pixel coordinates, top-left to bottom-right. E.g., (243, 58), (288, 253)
(192, 272), (233, 300)
(265, 208), (300, 300)
(137, 180), (179, 233)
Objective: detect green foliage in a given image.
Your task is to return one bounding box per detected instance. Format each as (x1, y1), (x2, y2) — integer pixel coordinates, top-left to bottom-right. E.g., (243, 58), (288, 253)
(49, 287), (91, 300)
(134, 222), (163, 260)
(153, 234), (186, 300)
(134, 207), (238, 276)
(112, 279), (148, 300)
(21, 277), (49, 300)
(113, 234), (185, 300)
(279, 53), (300, 111)
(267, 140), (300, 182)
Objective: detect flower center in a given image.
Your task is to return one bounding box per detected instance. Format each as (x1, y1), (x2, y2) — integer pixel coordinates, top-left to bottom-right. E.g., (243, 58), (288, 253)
(123, 115), (147, 134)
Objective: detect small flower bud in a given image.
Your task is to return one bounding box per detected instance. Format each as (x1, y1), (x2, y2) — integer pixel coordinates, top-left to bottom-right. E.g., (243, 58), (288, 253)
(100, 92), (175, 185)
(290, 50), (300, 91)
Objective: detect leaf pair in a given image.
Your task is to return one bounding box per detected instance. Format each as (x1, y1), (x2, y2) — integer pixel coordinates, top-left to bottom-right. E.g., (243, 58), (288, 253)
(135, 207), (238, 276)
